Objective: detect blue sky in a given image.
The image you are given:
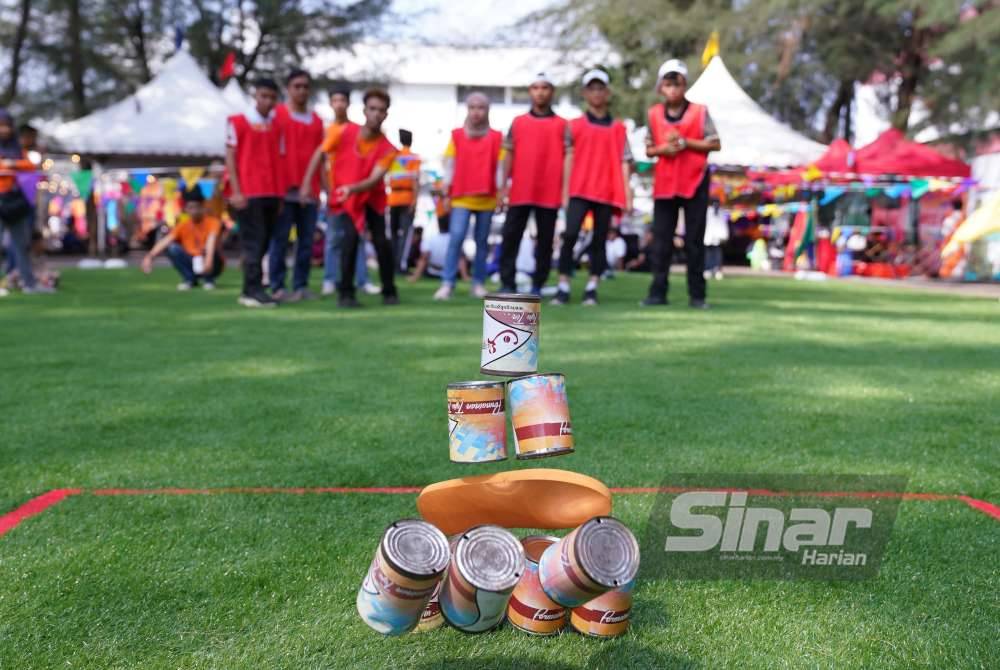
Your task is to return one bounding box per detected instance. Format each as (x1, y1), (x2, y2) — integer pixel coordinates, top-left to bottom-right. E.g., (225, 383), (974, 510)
(385, 0), (556, 44)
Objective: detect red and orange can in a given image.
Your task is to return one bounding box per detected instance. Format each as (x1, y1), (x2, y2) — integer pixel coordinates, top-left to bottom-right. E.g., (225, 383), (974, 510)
(570, 580), (634, 638)
(507, 535), (567, 635)
(414, 581), (445, 633)
(447, 381), (507, 463)
(508, 373), (574, 460)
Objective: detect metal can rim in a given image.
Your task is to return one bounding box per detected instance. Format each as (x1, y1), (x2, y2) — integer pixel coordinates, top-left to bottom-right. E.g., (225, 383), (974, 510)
(506, 372), (566, 384)
(483, 292), (541, 303)
(446, 380), (508, 390)
(380, 518), (451, 580)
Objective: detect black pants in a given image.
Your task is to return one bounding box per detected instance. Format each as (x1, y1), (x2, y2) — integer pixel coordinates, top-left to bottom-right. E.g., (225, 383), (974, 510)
(647, 174), (709, 301)
(336, 208), (396, 299)
(500, 205), (558, 290)
(389, 205), (415, 273)
(238, 197), (281, 295)
(559, 197), (613, 278)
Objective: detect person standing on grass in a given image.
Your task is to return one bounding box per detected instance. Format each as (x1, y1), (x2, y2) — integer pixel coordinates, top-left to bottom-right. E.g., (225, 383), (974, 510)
(498, 72), (567, 294)
(435, 92), (505, 301)
(268, 69), (325, 303)
(642, 59), (721, 309)
(226, 78), (284, 309)
(551, 69), (632, 307)
(301, 88), (398, 308)
(141, 187), (224, 290)
(703, 199), (729, 280)
(387, 129), (421, 273)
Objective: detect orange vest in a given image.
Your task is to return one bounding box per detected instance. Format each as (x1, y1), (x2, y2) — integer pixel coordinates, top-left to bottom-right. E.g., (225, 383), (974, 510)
(648, 102), (708, 200)
(387, 147), (421, 207)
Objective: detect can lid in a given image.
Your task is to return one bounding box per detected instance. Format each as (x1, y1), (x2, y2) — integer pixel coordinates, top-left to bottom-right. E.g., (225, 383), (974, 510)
(575, 517), (640, 589)
(484, 292), (541, 303)
(446, 380), (507, 390)
(455, 525), (525, 591)
(382, 519), (451, 579)
(520, 535), (560, 564)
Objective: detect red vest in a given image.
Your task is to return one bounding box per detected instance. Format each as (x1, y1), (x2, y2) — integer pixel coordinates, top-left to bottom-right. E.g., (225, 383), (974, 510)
(228, 113), (282, 198)
(333, 123), (396, 232)
(449, 128), (503, 199)
(275, 104), (324, 197)
(568, 116), (627, 210)
(648, 102), (708, 199)
(508, 113), (566, 208)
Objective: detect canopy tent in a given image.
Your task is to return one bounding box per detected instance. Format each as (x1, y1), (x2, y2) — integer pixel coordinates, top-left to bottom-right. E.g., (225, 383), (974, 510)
(51, 51), (238, 163)
(750, 139), (853, 184)
(685, 56), (828, 169)
(854, 129), (970, 178)
(222, 79), (251, 112)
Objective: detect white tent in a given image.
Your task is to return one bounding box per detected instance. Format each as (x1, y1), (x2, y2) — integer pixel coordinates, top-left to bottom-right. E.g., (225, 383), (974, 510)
(685, 57), (827, 169)
(222, 79), (251, 113)
(52, 50), (237, 159)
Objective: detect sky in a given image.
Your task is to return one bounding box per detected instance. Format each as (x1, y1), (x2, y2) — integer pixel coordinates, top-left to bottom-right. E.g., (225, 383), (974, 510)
(384, 0), (557, 45)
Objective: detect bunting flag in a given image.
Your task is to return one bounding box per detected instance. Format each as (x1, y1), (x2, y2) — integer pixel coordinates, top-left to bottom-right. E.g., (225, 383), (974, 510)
(701, 30), (720, 66)
(15, 172), (42, 207)
(71, 170), (94, 197)
(218, 52), (236, 81)
(795, 199), (818, 260)
(803, 165), (823, 182)
(885, 184), (910, 199)
(179, 167), (206, 189)
(819, 187), (845, 206)
(161, 178), (179, 199)
(198, 178), (216, 199)
(910, 179), (930, 199)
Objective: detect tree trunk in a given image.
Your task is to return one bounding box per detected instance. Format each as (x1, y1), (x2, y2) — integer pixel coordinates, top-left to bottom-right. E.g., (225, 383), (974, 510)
(892, 12), (927, 133)
(2, 0), (32, 106)
(822, 79), (854, 143)
(129, 4), (152, 83)
(67, 0), (87, 117)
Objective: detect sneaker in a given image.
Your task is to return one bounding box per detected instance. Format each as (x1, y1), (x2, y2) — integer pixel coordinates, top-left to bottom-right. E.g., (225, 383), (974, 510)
(337, 295), (362, 308)
(238, 292), (278, 308)
(295, 288), (316, 301)
(550, 290), (570, 306)
(203, 281), (216, 291)
(704, 270), (713, 280)
(715, 271), (724, 280)
(689, 299), (711, 310)
(176, 282), (193, 291)
(0, 287), (8, 297)
(271, 288), (288, 302)
(581, 289), (599, 306)
(640, 296), (668, 307)
(363, 282), (382, 295)
(23, 284), (56, 294)
(383, 294), (400, 306)
(434, 285), (453, 301)
(321, 280), (336, 296)
(471, 283), (488, 299)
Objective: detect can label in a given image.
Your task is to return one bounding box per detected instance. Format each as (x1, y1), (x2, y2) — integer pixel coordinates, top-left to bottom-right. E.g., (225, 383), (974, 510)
(447, 385), (507, 463)
(357, 551), (440, 636)
(481, 298), (539, 375)
(538, 527), (606, 608)
(414, 581), (445, 633)
(439, 560), (515, 633)
(570, 581), (634, 638)
(507, 540), (566, 635)
(508, 374), (574, 459)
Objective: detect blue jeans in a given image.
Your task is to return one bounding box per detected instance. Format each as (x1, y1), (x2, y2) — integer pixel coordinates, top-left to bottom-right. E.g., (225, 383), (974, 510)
(1, 213), (37, 288)
(268, 200), (317, 291)
(323, 215), (368, 286)
(167, 243), (223, 284)
(443, 207), (492, 286)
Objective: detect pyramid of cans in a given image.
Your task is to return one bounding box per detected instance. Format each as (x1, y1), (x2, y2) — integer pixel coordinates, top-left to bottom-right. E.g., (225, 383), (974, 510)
(358, 293), (640, 638)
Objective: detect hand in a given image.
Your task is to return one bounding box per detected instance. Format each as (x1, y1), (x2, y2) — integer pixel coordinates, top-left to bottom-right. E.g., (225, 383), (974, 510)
(624, 195), (633, 214)
(334, 185), (352, 202)
(497, 185), (509, 211)
(298, 185), (312, 203)
(407, 273), (419, 283)
(230, 192), (247, 210)
(141, 255), (153, 274)
(204, 258), (214, 274)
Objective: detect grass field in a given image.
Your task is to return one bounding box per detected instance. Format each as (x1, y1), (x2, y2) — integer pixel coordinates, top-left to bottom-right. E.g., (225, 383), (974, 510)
(1, 268), (997, 669)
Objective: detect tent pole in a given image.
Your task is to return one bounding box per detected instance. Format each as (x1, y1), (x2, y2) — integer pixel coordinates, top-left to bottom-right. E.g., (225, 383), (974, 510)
(94, 161), (106, 258)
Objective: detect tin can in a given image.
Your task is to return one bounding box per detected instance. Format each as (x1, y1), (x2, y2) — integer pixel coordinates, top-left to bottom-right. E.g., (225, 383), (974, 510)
(538, 516), (640, 609)
(439, 525), (525, 633)
(357, 519), (451, 636)
(507, 535), (567, 635)
(507, 373), (574, 460)
(414, 581), (445, 633)
(447, 381), (507, 463)
(481, 293), (540, 377)
(570, 580), (634, 638)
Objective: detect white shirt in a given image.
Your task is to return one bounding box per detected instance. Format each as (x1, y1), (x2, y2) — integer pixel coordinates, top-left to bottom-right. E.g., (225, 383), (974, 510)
(421, 233), (451, 276)
(606, 237), (627, 267)
(225, 107), (276, 147)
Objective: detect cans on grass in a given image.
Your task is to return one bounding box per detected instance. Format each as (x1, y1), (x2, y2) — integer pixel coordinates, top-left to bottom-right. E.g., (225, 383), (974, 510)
(440, 525), (525, 633)
(357, 519), (450, 636)
(447, 381), (507, 463)
(538, 516), (640, 609)
(507, 535), (567, 635)
(481, 293), (540, 377)
(570, 580), (634, 638)
(508, 373), (574, 460)
(414, 581), (445, 632)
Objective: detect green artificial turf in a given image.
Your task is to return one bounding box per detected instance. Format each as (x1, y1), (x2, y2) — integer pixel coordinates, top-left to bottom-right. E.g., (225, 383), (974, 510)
(0, 268), (997, 669)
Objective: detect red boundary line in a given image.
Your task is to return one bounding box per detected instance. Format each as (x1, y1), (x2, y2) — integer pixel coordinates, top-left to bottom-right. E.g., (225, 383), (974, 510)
(2, 486), (998, 539)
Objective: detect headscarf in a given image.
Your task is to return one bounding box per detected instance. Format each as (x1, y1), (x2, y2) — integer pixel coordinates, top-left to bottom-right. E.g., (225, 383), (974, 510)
(463, 92), (491, 139)
(0, 109), (23, 159)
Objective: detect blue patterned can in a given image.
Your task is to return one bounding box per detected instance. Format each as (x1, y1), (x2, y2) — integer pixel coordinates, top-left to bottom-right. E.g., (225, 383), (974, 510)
(357, 519), (451, 636)
(447, 381), (507, 463)
(440, 525), (525, 633)
(481, 293), (540, 377)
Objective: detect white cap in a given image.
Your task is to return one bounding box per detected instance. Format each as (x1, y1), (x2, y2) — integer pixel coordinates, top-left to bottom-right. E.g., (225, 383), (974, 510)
(531, 71), (554, 87)
(581, 69), (610, 86)
(657, 59), (688, 81)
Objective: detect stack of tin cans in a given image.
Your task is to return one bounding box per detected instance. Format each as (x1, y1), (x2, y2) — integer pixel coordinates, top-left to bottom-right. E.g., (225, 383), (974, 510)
(357, 292), (643, 638)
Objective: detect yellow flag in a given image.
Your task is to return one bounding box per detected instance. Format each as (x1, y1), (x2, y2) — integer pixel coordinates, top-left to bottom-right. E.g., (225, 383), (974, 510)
(702, 30), (720, 66)
(179, 167), (206, 189)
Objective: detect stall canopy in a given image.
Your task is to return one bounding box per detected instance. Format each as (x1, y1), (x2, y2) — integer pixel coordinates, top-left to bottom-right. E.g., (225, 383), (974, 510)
(222, 79), (250, 112)
(685, 56), (828, 169)
(854, 128), (971, 178)
(52, 50), (239, 161)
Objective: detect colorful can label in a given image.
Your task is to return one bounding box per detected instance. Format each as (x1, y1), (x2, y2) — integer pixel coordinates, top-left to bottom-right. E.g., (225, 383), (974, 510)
(508, 373), (574, 460)
(481, 293), (540, 376)
(447, 381), (507, 463)
(570, 581), (634, 638)
(414, 581), (445, 633)
(507, 536), (567, 635)
(440, 525), (525, 633)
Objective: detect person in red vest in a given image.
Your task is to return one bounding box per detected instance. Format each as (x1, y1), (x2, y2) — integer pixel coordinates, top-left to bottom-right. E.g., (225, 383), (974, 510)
(225, 78), (283, 308)
(435, 92), (505, 301)
(551, 69), (632, 306)
(642, 59), (721, 309)
(300, 88), (398, 308)
(498, 72), (567, 294)
(268, 68), (325, 303)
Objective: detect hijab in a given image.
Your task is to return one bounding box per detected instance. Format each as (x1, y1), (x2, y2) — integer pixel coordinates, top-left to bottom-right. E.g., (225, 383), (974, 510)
(0, 109), (23, 159)
(462, 92), (491, 139)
